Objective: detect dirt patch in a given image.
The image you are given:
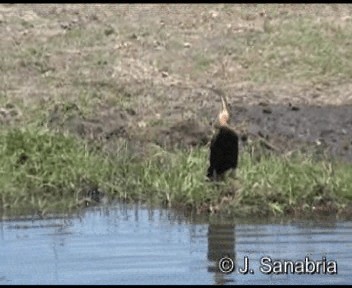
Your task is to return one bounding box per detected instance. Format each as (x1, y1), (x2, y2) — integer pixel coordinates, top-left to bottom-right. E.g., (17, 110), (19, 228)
(0, 103), (22, 124)
(46, 101), (213, 150)
(232, 103), (352, 162)
(45, 94), (352, 163)
(47, 102), (132, 141)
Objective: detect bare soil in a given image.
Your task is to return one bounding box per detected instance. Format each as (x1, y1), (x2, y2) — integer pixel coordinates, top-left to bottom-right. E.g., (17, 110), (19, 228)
(45, 91), (352, 163)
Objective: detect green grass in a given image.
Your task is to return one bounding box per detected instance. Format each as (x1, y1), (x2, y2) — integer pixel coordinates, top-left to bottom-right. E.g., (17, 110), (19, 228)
(0, 128), (119, 214)
(236, 149), (352, 216)
(1, 127), (351, 218)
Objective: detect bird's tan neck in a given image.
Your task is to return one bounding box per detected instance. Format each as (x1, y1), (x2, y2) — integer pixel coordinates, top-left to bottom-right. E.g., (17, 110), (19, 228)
(218, 110), (229, 126)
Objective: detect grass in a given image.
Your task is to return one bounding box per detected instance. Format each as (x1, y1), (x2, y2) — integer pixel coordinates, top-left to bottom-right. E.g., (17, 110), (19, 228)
(0, 128), (115, 214)
(240, 17), (352, 84)
(236, 148), (352, 216)
(1, 127), (351, 218)
(4, 5), (352, 116)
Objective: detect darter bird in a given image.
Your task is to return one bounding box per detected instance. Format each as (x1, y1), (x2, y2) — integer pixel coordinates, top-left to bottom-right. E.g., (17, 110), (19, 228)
(207, 93), (239, 181)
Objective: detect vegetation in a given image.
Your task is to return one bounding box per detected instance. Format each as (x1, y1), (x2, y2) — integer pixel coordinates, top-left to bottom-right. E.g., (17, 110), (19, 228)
(1, 128), (351, 218)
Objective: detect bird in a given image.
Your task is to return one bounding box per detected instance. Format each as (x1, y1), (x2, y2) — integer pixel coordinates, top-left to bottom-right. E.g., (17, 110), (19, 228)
(207, 93), (239, 181)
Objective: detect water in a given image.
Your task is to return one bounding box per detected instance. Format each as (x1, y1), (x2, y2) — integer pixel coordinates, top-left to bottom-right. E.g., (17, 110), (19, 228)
(1, 204), (351, 285)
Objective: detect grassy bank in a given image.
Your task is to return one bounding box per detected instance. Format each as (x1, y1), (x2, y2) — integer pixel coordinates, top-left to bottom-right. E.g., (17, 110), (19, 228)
(2, 5), (352, 220)
(1, 127), (351, 218)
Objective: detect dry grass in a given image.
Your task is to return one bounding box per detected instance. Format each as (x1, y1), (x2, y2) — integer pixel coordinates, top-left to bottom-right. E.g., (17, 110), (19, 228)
(2, 4), (352, 120)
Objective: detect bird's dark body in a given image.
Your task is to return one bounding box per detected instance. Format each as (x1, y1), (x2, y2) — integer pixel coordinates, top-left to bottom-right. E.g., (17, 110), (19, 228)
(207, 126), (239, 180)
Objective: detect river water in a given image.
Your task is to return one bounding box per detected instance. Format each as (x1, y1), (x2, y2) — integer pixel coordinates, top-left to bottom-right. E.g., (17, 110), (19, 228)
(1, 203), (351, 285)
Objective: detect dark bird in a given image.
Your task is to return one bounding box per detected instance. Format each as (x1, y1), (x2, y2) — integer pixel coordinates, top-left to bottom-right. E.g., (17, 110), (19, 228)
(207, 94), (239, 181)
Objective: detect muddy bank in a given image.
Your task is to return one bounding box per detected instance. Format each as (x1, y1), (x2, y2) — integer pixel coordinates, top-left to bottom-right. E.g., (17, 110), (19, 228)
(46, 100), (352, 162)
(232, 103), (352, 162)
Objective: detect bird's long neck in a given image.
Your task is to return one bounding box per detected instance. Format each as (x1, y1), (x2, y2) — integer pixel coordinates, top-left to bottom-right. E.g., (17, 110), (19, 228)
(218, 95), (229, 127)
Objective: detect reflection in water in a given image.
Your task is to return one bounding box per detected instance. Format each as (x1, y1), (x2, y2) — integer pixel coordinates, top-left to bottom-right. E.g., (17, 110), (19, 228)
(0, 205), (352, 285)
(207, 223), (236, 285)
